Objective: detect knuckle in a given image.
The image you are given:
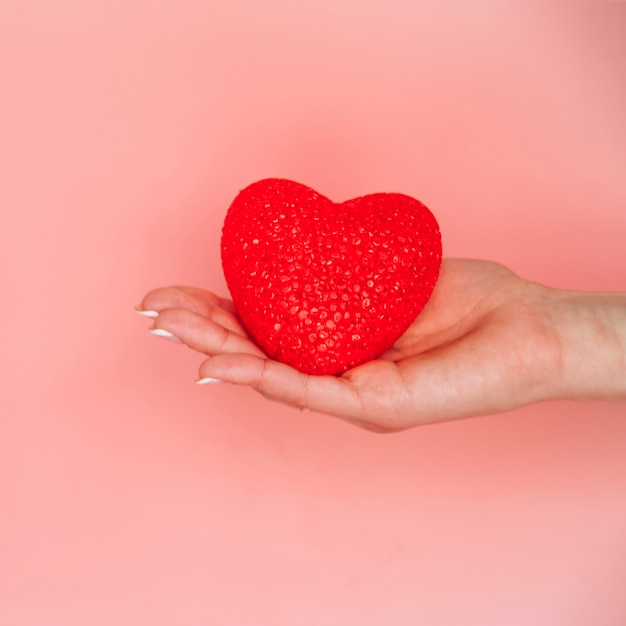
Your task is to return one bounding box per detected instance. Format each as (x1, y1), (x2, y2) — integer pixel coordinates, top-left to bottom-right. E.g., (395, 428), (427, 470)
(215, 324), (231, 352)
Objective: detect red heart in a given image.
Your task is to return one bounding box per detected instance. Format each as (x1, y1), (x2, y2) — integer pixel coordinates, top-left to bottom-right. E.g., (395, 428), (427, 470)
(221, 179), (442, 375)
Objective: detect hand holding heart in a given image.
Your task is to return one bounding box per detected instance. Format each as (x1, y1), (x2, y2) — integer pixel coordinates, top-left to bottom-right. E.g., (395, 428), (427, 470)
(138, 180), (626, 430)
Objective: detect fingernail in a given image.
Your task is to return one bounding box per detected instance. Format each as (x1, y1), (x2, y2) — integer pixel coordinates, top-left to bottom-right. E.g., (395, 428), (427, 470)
(195, 377), (224, 385)
(149, 328), (183, 343)
(135, 307), (159, 318)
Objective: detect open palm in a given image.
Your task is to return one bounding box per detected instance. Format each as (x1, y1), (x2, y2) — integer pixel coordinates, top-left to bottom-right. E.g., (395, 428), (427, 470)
(139, 259), (560, 431)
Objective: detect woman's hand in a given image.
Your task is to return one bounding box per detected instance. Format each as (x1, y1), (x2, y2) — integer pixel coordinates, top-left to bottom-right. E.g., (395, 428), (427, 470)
(137, 259), (626, 432)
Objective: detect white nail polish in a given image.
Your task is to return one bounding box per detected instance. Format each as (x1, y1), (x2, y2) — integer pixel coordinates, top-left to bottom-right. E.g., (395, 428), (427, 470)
(195, 377), (223, 385)
(149, 328), (183, 343)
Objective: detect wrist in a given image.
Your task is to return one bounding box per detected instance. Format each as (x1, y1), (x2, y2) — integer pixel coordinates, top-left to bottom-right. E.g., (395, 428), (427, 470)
(541, 286), (626, 402)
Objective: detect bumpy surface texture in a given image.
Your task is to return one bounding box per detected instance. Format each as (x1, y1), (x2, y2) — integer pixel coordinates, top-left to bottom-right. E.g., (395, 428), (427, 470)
(221, 179), (442, 375)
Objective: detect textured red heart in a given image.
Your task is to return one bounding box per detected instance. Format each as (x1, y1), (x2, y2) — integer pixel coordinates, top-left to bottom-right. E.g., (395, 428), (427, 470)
(221, 179), (442, 375)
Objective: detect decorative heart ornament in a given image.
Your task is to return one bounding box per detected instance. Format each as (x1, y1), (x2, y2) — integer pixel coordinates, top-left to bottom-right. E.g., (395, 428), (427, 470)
(221, 179), (442, 375)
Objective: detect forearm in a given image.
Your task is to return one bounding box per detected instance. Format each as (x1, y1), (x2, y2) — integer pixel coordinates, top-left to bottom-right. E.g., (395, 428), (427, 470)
(543, 287), (626, 402)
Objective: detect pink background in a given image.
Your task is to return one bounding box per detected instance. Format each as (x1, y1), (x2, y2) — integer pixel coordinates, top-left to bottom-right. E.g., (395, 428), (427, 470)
(2, 2), (625, 624)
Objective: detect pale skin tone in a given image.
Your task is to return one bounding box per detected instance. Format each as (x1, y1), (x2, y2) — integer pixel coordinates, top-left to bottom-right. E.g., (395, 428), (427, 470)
(137, 259), (626, 433)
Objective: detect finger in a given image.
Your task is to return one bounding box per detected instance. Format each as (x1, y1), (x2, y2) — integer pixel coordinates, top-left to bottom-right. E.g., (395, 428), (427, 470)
(196, 353), (368, 421)
(152, 308), (265, 357)
(138, 286), (245, 336)
(176, 286), (238, 315)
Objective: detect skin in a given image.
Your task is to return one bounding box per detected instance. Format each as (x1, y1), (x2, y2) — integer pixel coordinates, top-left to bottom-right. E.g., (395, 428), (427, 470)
(137, 259), (626, 433)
